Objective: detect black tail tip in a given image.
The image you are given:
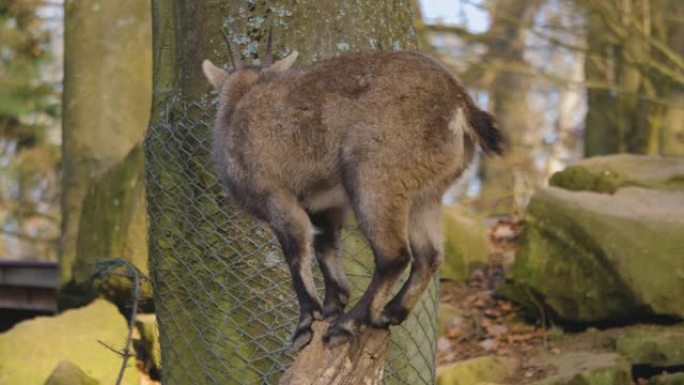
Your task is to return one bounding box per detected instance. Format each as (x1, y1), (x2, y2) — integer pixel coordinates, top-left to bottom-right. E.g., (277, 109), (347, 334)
(469, 109), (505, 156)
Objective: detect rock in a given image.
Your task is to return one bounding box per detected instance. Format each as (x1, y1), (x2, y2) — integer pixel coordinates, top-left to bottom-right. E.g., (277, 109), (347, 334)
(549, 154), (684, 193)
(438, 303), (463, 336)
(436, 356), (518, 385)
(649, 373), (684, 385)
(0, 299), (139, 385)
(440, 205), (490, 282)
(615, 326), (684, 367)
(502, 185), (684, 323)
(529, 352), (631, 385)
(134, 313), (160, 376)
(44, 361), (99, 385)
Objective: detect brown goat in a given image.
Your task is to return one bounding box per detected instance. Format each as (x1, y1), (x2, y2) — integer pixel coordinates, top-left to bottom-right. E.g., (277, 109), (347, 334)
(202, 35), (504, 350)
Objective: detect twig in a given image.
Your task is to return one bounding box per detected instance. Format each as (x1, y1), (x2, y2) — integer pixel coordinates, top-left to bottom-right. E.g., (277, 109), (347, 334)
(92, 259), (141, 385)
(115, 262), (140, 385)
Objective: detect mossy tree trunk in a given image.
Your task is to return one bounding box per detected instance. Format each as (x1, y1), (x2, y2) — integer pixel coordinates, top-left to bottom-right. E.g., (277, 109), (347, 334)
(145, 1), (438, 384)
(61, 0), (152, 307)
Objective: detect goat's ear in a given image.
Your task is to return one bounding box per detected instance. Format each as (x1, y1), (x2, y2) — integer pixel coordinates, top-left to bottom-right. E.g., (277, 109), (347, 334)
(264, 50), (298, 74)
(202, 59), (228, 89)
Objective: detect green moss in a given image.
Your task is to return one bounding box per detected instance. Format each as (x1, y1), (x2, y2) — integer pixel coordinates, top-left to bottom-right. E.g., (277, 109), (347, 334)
(436, 356), (518, 385)
(549, 165), (623, 194)
(440, 206), (489, 282)
(549, 155), (684, 194)
(530, 352), (631, 385)
(615, 327), (684, 367)
(61, 145), (149, 310)
(0, 300), (138, 385)
(649, 373), (684, 385)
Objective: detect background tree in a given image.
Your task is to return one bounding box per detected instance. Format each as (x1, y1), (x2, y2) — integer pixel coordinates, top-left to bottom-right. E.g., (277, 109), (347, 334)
(583, 0), (684, 156)
(61, 0), (151, 307)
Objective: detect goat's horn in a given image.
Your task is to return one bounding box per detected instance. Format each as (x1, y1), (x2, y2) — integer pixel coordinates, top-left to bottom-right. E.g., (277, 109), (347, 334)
(221, 28), (243, 70)
(262, 26), (274, 66)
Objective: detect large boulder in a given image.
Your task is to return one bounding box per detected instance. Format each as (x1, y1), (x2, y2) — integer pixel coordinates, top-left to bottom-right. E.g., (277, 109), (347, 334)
(613, 325), (684, 367)
(529, 352), (632, 385)
(436, 356), (518, 385)
(549, 154), (684, 193)
(649, 373), (684, 385)
(440, 205), (490, 282)
(0, 299), (138, 385)
(503, 156), (684, 324)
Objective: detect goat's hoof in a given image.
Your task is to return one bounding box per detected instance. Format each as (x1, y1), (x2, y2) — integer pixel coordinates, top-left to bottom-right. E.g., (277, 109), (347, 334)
(323, 307), (344, 322)
(323, 321), (354, 348)
(371, 313), (392, 329)
(375, 305), (408, 328)
(291, 326), (313, 352)
(312, 309), (324, 321)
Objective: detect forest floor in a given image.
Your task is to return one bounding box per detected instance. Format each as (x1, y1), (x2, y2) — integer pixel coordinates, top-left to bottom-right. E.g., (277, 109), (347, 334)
(435, 215), (562, 383)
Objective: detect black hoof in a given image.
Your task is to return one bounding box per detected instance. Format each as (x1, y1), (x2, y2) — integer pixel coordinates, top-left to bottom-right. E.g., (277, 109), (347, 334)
(323, 306), (344, 322)
(323, 321), (354, 348)
(375, 305), (409, 328)
(291, 324), (314, 352)
(371, 313), (392, 329)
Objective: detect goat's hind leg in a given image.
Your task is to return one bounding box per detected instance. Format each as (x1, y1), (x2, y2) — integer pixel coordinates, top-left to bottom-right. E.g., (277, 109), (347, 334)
(323, 195), (412, 347)
(263, 194), (323, 351)
(376, 196), (443, 327)
(310, 208), (350, 321)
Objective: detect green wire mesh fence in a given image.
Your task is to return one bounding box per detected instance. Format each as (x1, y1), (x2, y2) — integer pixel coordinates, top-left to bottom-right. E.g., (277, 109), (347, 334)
(144, 97), (438, 385)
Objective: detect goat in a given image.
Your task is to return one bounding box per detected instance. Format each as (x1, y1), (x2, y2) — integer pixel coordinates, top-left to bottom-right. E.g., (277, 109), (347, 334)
(202, 31), (504, 350)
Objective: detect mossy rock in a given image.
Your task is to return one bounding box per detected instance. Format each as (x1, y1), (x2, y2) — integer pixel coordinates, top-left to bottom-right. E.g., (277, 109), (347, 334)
(438, 302), (462, 336)
(502, 186), (684, 323)
(44, 361), (99, 385)
(615, 326), (684, 367)
(529, 352), (631, 385)
(440, 205), (490, 282)
(134, 313), (160, 376)
(549, 154), (684, 193)
(0, 300), (138, 385)
(649, 373), (684, 385)
(436, 356), (518, 385)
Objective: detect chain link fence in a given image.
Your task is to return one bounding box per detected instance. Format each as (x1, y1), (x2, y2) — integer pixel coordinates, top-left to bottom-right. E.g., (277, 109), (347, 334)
(145, 96), (438, 385)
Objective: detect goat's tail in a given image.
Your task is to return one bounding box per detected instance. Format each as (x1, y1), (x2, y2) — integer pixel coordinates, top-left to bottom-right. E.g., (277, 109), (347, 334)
(467, 108), (505, 156)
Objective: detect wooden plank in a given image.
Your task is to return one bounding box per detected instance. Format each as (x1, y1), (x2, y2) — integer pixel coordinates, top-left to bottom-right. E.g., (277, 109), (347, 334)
(0, 286), (57, 311)
(0, 261), (58, 288)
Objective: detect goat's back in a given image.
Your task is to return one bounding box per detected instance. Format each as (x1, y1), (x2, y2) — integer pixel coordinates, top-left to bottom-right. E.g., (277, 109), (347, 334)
(217, 51), (479, 208)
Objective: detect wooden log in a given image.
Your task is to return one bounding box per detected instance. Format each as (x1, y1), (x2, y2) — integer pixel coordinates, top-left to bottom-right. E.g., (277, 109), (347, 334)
(279, 322), (391, 385)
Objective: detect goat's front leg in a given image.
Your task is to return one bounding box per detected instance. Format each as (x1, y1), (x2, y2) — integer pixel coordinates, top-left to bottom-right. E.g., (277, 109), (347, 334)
(265, 195), (323, 351)
(310, 208), (350, 321)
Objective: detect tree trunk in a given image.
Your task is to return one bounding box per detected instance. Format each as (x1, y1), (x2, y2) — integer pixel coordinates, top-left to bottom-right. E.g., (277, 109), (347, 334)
(145, 1), (438, 384)
(583, 0), (684, 157)
(477, 0), (542, 213)
(61, 0), (151, 307)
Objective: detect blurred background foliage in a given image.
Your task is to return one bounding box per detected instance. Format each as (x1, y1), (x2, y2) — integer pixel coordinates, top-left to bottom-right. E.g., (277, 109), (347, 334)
(0, 0), (61, 262)
(0, 0), (681, 262)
